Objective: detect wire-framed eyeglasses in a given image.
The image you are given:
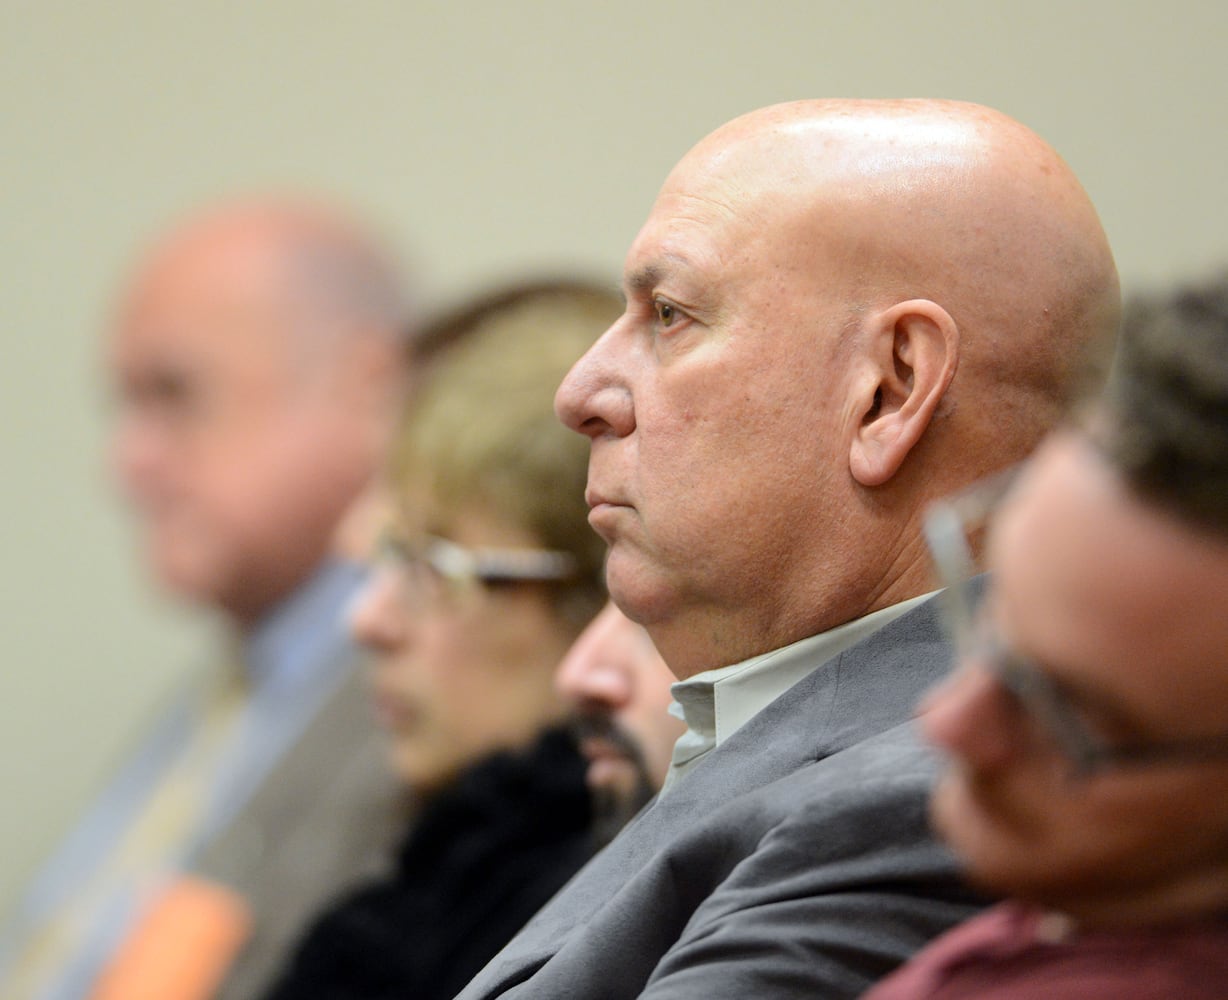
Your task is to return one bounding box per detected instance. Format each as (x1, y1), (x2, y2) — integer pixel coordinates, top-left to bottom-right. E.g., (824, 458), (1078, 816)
(923, 466), (1228, 779)
(375, 530), (578, 606)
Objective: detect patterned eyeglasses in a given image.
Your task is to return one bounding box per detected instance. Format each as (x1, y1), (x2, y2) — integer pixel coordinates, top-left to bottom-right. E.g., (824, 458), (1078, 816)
(923, 466), (1228, 779)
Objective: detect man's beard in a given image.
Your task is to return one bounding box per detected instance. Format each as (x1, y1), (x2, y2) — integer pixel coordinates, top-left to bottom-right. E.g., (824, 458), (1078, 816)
(569, 710), (658, 849)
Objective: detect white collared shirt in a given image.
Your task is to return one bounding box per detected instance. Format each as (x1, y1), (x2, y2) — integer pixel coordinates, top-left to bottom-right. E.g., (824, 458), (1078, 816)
(661, 592), (938, 793)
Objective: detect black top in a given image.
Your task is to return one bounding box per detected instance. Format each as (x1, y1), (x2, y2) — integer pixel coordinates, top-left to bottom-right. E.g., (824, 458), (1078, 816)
(258, 727), (594, 1000)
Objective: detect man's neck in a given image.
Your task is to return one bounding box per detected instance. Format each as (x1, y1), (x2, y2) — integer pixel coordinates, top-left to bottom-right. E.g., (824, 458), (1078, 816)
(653, 578), (937, 681)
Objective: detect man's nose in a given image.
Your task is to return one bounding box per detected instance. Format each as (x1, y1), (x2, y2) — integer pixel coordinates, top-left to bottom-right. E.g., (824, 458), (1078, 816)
(111, 409), (167, 500)
(554, 322), (636, 440)
(348, 567), (409, 652)
(556, 607), (633, 711)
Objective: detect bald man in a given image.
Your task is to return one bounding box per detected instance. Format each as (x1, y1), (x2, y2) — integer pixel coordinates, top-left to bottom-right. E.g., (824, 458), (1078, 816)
(0, 202), (413, 1000)
(456, 100), (1119, 999)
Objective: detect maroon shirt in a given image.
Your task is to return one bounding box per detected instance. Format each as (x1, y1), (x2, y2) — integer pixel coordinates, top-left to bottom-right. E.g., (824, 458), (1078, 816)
(862, 901), (1228, 999)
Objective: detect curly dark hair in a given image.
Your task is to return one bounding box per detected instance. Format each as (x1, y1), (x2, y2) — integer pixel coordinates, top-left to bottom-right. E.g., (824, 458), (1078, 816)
(1097, 273), (1228, 537)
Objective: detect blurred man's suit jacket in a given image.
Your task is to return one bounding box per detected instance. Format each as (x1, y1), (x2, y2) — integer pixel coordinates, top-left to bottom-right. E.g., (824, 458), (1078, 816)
(0, 560), (407, 1000)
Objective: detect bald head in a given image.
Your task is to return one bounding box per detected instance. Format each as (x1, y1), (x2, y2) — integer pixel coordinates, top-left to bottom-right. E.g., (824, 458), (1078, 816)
(127, 201), (409, 351)
(557, 99), (1120, 674)
(111, 200), (411, 625)
(678, 99), (1120, 472)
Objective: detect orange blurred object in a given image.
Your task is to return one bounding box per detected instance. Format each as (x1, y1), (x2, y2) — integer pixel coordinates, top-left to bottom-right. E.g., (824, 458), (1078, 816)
(88, 877), (251, 1000)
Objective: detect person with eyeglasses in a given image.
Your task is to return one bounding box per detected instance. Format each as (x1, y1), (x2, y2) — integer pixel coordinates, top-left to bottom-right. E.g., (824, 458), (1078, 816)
(257, 280), (619, 1000)
(863, 274), (1228, 998)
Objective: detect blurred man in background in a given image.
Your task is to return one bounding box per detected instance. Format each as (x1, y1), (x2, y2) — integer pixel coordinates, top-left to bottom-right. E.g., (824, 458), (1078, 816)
(0, 200), (413, 1000)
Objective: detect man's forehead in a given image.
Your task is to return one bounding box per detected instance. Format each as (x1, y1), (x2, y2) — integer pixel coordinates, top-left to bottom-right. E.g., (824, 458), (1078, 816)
(622, 185), (765, 292)
(128, 232), (284, 316)
(994, 438), (1144, 600)
(117, 239), (301, 360)
(636, 118), (915, 274)
(1004, 435), (1227, 570)
(993, 435), (1228, 677)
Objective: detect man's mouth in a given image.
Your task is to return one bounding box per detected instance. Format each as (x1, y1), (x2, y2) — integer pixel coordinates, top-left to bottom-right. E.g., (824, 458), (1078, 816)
(584, 485), (630, 511)
(578, 735), (631, 766)
(570, 711), (641, 766)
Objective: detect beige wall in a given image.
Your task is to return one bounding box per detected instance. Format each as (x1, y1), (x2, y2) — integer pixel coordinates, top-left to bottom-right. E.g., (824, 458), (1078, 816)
(3, 0), (1226, 909)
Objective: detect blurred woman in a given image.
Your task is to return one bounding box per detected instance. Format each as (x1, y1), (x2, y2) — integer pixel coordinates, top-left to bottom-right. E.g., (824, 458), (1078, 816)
(261, 279), (619, 1000)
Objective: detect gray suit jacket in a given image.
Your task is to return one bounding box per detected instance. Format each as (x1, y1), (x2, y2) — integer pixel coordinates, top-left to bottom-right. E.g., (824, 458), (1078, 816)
(455, 595), (987, 1000)
(199, 665), (410, 1000)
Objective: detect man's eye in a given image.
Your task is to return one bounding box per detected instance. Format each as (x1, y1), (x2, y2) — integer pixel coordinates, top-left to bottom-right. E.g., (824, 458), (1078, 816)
(655, 300), (679, 327)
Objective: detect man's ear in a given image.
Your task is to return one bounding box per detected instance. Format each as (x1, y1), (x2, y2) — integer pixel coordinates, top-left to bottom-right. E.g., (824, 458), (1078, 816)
(849, 299), (959, 487)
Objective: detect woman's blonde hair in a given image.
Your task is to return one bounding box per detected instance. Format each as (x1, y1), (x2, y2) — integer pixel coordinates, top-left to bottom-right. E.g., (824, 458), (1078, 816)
(393, 279), (622, 630)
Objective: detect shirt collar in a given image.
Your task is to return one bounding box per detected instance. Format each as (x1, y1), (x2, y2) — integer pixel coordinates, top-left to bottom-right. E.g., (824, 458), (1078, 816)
(664, 591), (939, 788)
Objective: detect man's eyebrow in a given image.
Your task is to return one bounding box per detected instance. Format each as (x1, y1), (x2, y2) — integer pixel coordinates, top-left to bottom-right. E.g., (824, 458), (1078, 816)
(625, 265), (663, 297)
(624, 254), (694, 297)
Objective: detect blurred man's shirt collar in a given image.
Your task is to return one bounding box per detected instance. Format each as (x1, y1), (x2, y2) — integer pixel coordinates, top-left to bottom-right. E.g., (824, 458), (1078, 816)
(243, 557), (367, 693)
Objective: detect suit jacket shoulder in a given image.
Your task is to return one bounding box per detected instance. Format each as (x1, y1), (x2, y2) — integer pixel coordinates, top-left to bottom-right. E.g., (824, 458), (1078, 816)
(199, 664), (410, 1000)
(458, 595), (987, 1000)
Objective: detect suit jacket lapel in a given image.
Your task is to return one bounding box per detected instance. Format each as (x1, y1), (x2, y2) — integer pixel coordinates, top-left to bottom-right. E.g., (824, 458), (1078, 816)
(479, 594), (954, 990)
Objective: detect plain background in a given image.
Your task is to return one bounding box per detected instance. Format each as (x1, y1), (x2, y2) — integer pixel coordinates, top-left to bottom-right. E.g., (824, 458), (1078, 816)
(3, 0), (1226, 911)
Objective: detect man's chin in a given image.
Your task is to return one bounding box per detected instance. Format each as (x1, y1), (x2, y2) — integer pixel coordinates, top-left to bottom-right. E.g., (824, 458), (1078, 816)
(586, 755), (640, 800)
(151, 554), (217, 604)
(604, 562), (670, 631)
(570, 713), (657, 847)
(589, 776), (655, 850)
